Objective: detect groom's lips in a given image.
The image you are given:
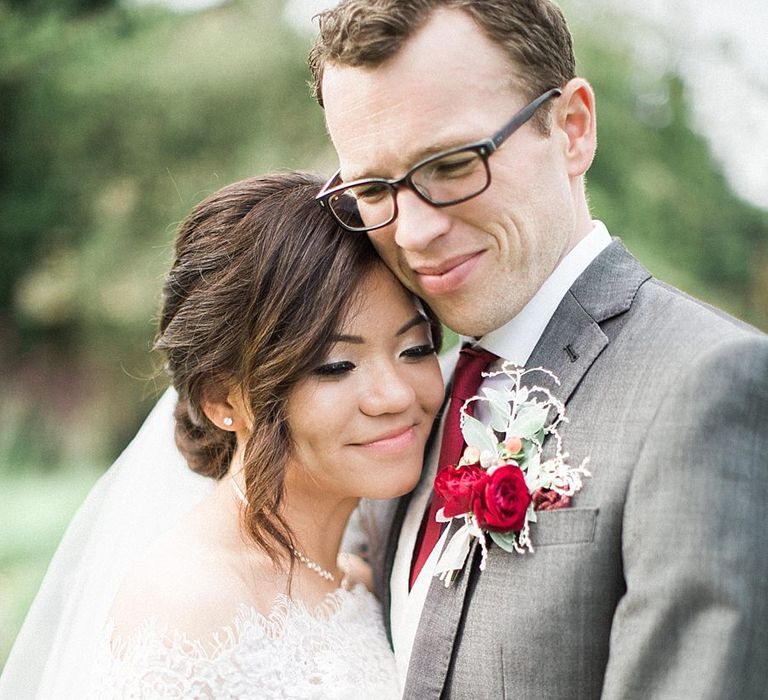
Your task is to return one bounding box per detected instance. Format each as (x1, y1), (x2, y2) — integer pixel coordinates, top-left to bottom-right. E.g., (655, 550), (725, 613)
(411, 251), (484, 296)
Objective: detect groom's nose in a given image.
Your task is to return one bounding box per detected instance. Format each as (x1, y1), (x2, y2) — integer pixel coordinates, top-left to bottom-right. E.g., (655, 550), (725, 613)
(392, 189), (452, 253)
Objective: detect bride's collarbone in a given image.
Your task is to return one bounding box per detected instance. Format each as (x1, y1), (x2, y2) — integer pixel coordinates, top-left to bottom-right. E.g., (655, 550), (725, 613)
(108, 516), (356, 645)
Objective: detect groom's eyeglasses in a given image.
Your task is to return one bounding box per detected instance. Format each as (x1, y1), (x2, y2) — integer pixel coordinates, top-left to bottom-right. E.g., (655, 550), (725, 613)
(316, 88), (562, 234)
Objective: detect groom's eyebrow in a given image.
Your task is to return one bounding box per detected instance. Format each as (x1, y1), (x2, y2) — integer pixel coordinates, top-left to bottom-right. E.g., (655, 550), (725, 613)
(330, 314), (428, 344)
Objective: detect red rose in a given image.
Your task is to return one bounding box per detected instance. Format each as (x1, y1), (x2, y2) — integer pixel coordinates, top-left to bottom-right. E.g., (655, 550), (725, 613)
(473, 464), (531, 532)
(434, 464), (488, 518)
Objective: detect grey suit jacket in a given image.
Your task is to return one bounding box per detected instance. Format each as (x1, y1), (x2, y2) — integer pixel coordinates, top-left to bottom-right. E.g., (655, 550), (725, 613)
(364, 240), (768, 699)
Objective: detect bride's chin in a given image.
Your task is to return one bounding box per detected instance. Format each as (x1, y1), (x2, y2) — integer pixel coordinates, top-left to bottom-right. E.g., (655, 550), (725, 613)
(376, 464), (423, 500)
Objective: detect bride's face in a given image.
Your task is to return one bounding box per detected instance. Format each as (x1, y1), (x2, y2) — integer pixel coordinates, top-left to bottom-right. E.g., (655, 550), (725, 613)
(285, 265), (444, 503)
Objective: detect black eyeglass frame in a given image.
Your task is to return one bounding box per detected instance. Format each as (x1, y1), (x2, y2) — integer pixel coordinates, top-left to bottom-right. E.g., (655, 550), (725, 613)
(316, 87), (563, 233)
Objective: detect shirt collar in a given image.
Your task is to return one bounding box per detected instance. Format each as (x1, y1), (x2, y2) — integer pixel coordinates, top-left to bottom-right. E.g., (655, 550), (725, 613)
(467, 221), (612, 366)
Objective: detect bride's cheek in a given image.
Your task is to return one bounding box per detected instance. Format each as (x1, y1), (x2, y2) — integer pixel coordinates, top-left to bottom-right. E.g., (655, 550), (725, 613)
(422, 363), (445, 417)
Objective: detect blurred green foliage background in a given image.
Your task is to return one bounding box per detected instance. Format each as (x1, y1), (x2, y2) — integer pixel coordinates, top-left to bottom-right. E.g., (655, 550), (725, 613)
(1, 0), (766, 669)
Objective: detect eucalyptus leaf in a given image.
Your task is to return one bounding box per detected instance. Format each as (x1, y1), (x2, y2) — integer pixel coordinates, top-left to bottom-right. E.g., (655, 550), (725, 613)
(490, 530), (519, 553)
(481, 387), (510, 404)
(524, 450), (542, 483)
(481, 387), (513, 430)
(507, 404), (548, 439)
(461, 414), (498, 454)
(488, 399), (512, 432)
(523, 438), (540, 461)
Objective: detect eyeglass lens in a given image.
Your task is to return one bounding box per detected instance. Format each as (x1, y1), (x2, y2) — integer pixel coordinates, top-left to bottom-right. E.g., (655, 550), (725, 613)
(328, 148), (489, 231)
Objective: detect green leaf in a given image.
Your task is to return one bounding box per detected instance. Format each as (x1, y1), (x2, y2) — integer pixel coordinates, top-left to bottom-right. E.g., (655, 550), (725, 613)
(461, 415), (498, 455)
(489, 411), (508, 434)
(524, 450), (542, 483)
(485, 391), (512, 432)
(490, 530), (519, 553)
(507, 404), (548, 439)
(522, 439), (539, 461)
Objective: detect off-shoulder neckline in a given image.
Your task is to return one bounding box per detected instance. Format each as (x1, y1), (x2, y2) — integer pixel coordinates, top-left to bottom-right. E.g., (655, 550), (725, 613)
(104, 582), (377, 660)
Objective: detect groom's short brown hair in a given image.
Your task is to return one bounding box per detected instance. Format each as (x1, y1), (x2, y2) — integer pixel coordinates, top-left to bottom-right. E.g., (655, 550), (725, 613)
(309, 0), (575, 132)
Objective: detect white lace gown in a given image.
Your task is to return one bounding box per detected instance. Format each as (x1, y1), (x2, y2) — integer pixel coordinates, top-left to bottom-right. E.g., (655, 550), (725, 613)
(87, 584), (400, 699)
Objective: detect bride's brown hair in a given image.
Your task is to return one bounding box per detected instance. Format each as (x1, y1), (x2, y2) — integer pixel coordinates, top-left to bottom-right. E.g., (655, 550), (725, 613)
(155, 172), (427, 565)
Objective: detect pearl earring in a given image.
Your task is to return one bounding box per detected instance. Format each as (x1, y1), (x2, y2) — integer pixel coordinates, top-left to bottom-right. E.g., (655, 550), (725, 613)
(223, 416), (234, 427)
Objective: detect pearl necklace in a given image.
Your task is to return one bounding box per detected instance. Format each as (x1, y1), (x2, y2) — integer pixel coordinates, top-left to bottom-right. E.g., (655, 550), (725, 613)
(288, 545), (335, 582)
(230, 478), (336, 584)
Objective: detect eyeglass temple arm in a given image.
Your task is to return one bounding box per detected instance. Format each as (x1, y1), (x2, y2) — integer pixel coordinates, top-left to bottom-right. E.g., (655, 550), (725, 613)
(316, 169), (343, 203)
(491, 87), (563, 149)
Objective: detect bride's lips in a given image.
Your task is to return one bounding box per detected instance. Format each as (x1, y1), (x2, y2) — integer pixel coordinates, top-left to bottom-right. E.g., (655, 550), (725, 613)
(411, 251), (483, 296)
(353, 425), (418, 451)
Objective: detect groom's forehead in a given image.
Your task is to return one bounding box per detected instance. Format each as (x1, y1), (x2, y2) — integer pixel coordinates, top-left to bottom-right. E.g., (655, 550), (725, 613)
(322, 37), (519, 179)
(324, 91), (475, 181)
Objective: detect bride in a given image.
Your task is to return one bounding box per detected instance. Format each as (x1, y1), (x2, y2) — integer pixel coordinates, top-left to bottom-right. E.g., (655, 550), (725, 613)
(0, 172), (444, 698)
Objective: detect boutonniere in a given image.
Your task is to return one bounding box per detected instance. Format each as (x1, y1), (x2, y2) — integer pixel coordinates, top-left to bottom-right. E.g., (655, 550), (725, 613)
(433, 363), (590, 586)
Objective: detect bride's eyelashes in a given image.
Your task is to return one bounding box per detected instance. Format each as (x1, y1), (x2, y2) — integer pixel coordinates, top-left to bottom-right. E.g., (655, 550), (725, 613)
(313, 360), (356, 377)
(312, 343), (435, 378)
(401, 344), (435, 360)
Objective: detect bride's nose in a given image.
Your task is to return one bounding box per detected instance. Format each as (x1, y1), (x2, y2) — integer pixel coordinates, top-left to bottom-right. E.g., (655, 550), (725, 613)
(358, 363), (415, 416)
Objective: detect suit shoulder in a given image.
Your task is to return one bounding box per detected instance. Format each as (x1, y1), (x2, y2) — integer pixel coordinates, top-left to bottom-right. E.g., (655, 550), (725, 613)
(611, 276), (765, 364)
(636, 277), (761, 337)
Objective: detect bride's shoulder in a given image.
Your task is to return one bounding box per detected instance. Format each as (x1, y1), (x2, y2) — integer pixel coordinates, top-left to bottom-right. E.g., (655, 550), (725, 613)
(108, 523), (265, 641)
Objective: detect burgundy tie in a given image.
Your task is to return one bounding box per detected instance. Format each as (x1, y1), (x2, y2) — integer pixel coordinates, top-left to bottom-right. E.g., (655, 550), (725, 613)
(409, 344), (498, 589)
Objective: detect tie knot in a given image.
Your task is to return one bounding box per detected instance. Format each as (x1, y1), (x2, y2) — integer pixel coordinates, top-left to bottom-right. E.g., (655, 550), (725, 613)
(452, 344), (498, 403)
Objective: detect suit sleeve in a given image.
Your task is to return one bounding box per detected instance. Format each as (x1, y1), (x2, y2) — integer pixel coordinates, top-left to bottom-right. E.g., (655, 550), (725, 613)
(601, 334), (768, 699)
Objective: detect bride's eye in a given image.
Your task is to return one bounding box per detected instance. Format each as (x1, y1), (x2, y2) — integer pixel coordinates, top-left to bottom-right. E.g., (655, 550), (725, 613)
(313, 360), (356, 377)
(401, 344), (435, 360)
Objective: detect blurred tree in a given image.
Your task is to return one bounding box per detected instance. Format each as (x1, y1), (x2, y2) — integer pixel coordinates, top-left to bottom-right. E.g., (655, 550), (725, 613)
(568, 10), (768, 327)
(5, 0), (114, 15)
(0, 0), (330, 467)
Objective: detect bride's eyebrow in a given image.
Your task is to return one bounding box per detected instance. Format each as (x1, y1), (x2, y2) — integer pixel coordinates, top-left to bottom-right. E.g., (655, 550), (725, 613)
(330, 313), (428, 344)
(395, 313), (429, 336)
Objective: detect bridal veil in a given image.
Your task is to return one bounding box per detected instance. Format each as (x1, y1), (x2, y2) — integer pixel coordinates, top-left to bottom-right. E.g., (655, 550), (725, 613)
(0, 388), (214, 698)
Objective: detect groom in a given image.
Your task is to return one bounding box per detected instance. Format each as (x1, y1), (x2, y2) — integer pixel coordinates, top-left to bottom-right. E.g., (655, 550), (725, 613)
(311, 1), (768, 698)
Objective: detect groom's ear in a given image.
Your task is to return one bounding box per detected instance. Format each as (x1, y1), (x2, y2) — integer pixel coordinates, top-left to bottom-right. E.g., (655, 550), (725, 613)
(554, 77), (597, 178)
(200, 383), (252, 433)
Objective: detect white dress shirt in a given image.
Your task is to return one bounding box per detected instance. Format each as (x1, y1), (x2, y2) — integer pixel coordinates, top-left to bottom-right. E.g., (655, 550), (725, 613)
(389, 221), (612, 688)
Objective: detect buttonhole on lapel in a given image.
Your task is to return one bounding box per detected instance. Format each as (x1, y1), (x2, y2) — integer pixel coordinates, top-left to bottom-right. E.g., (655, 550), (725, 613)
(564, 344), (579, 362)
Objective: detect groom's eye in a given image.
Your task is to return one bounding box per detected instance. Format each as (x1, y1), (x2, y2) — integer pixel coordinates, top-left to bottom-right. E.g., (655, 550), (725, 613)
(313, 360), (356, 377)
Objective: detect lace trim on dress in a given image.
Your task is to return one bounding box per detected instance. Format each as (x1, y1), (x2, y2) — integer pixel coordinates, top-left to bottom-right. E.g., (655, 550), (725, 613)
(107, 584), (368, 658)
(87, 583), (400, 700)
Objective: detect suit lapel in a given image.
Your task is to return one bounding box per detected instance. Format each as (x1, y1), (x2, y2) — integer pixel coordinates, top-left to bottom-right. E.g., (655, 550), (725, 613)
(401, 240), (651, 699)
(402, 517), (479, 698)
(524, 240), (650, 403)
(521, 291), (609, 405)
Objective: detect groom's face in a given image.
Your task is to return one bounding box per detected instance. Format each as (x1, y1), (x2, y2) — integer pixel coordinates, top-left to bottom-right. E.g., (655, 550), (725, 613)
(322, 9), (578, 337)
